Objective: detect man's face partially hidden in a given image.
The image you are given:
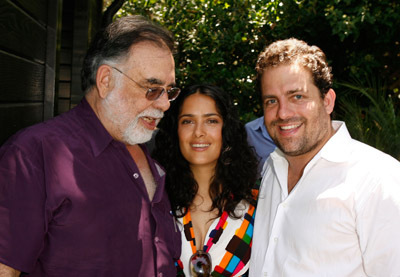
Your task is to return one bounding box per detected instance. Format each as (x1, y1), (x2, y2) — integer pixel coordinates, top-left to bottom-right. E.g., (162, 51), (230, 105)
(261, 64), (335, 160)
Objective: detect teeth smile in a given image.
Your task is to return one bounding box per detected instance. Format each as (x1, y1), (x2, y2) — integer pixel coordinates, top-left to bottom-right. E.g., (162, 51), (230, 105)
(191, 144), (210, 148)
(280, 124), (300, 130)
(143, 117), (156, 122)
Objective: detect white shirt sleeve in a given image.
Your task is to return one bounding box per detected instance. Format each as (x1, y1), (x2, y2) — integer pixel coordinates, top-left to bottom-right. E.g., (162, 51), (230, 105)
(356, 165), (400, 276)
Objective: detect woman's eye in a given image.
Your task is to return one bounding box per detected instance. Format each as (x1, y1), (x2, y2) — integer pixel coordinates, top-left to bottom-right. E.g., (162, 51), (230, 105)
(207, 119), (219, 124)
(294, 95), (303, 100)
(180, 119), (193, 124)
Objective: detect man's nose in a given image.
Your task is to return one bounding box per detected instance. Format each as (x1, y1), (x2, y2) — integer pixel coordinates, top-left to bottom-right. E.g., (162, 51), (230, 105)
(277, 100), (294, 120)
(152, 90), (170, 112)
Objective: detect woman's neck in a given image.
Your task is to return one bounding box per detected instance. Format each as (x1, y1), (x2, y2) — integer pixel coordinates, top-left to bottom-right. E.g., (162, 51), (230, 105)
(189, 163), (218, 211)
(190, 164), (215, 197)
(188, 164), (220, 250)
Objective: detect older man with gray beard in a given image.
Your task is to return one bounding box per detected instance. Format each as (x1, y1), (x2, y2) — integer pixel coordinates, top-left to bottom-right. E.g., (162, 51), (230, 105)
(0, 15), (181, 277)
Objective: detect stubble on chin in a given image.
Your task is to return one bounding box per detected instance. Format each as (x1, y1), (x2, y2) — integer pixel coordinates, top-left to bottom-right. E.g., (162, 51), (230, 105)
(273, 120), (331, 158)
(276, 136), (315, 157)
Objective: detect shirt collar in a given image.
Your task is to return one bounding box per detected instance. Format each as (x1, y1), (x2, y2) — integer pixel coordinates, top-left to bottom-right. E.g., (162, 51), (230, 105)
(249, 116), (273, 141)
(78, 97), (114, 157)
(249, 116), (265, 131)
(319, 120), (353, 163)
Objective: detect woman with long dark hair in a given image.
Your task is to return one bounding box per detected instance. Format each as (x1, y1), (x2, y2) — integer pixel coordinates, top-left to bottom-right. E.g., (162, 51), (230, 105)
(154, 84), (258, 276)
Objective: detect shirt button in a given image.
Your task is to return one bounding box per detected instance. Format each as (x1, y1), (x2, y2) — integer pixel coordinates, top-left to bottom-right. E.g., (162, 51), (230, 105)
(282, 203), (287, 208)
(133, 173), (139, 179)
(154, 237), (160, 243)
(274, 237), (278, 242)
(158, 273), (163, 277)
(264, 272), (268, 276)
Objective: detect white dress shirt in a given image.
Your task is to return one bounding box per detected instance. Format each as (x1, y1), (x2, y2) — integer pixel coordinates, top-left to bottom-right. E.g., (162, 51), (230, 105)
(250, 121), (400, 277)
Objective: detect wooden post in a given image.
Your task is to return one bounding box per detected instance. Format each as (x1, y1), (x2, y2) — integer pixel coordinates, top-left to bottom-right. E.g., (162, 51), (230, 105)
(43, 0), (61, 120)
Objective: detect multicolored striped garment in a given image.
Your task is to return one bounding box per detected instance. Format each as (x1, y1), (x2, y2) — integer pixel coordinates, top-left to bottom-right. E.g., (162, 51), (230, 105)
(176, 190), (258, 276)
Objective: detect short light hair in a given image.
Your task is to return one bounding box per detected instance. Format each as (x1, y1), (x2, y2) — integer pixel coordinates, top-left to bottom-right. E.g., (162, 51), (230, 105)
(256, 38), (332, 97)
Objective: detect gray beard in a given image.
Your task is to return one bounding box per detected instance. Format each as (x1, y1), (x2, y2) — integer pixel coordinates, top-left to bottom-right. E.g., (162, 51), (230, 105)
(101, 86), (162, 145)
(121, 117), (154, 145)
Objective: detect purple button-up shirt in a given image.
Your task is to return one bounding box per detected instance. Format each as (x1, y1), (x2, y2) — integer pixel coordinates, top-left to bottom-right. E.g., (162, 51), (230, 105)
(0, 98), (180, 276)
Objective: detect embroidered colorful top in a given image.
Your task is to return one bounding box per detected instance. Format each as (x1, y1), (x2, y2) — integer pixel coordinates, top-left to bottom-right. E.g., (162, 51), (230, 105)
(177, 191), (258, 277)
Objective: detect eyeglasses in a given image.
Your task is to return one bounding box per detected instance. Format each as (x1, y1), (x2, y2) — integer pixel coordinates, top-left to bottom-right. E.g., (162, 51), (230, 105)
(189, 250), (212, 276)
(111, 66), (181, 101)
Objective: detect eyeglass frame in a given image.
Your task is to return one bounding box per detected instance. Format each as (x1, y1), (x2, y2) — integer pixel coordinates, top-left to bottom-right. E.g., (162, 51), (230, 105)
(110, 66), (181, 101)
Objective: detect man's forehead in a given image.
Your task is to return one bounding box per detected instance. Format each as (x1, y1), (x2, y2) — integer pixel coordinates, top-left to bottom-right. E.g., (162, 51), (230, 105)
(123, 42), (175, 84)
(262, 64), (311, 87)
(128, 41), (172, 58)
(263, 62), (311, 75)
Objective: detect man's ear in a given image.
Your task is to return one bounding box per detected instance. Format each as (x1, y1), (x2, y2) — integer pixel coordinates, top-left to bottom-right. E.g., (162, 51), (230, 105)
(96, 64), (114, 99)
(323, 88), (336, 115)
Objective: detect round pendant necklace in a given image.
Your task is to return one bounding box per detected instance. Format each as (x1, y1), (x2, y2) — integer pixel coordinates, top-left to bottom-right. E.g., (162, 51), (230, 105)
(183, 209), (229, 276)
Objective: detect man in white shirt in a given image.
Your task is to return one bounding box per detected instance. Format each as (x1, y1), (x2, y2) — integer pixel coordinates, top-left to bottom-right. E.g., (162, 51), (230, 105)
(249, 38), (400, 277)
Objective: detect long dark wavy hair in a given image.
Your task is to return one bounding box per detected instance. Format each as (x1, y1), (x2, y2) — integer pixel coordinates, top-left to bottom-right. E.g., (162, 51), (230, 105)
(153, 84), (258, 219)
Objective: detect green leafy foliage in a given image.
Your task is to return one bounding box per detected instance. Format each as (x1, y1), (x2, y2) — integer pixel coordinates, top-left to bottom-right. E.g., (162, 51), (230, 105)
(336, 75), (400, 160)
(113, 0), (399, 118)
(110, 0), (400, 158)
(116, 0), (279, 121)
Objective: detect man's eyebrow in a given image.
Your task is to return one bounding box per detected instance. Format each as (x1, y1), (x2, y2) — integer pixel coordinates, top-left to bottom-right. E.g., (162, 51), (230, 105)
(145, 78), (175, 87)
(262, 94), (275, 101)
(261, 88), (305, 100)
(287, 88), (304, 94)
(145, 78), (163, 85)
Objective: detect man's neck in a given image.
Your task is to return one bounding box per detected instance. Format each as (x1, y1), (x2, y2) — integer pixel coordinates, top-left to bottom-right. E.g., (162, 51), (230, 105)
(285, 125), (336, 193)
(126, 144), (157, 201)
(286, 155), (311, 193)
(85, 91), (121, 142)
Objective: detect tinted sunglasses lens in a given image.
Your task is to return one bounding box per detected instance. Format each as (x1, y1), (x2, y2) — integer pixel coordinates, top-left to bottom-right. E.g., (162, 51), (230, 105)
(189, 250), (212, 276)
(168, 88), (181, 101)
(146, 88), (164, 101)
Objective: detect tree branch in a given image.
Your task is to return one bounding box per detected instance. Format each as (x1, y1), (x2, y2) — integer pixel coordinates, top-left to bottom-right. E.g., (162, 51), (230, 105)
(102, 0), (126, 28)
